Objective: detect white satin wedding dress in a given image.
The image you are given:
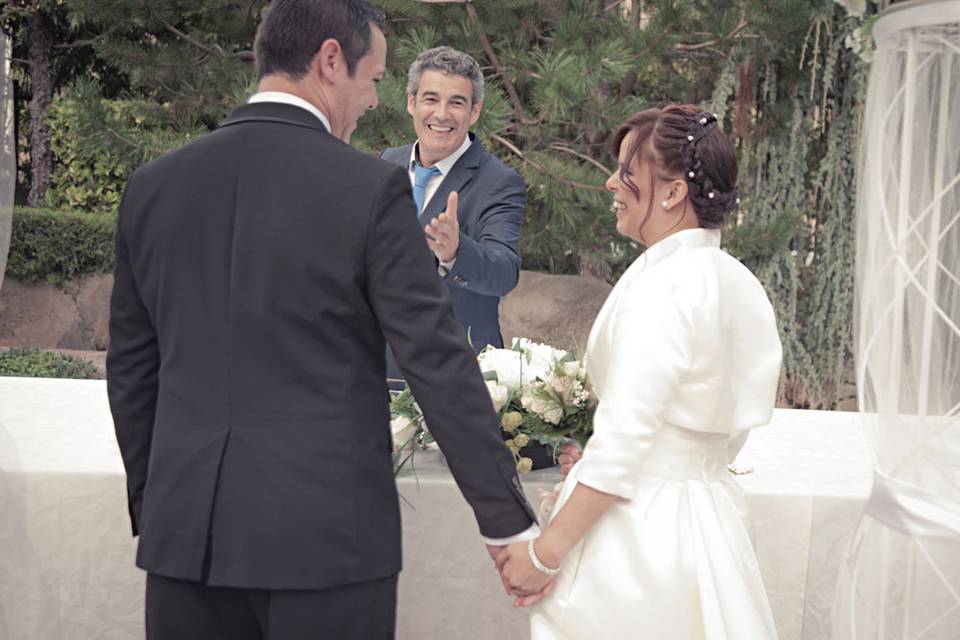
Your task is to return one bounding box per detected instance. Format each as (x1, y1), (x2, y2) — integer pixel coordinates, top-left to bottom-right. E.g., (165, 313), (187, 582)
(531, 228), (782, 639)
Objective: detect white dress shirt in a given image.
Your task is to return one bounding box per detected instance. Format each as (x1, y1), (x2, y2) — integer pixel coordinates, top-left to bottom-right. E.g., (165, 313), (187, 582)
(407, 135), (474, 272)
(406, 134), (473, 212)
(247, 91), (331, 133)
(246, 92), (539, 546)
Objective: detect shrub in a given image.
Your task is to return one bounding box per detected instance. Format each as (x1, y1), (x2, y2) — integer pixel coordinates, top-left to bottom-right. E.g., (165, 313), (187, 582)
(0, 347), (101, 379)
(7, 207), (116, 283)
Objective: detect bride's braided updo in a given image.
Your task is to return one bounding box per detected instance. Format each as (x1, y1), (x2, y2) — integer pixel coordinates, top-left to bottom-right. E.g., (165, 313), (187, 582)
(611, 104), (740, 230)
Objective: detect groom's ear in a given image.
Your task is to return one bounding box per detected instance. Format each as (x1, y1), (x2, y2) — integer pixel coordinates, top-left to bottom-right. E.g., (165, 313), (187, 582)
(313, 38), (345, 83)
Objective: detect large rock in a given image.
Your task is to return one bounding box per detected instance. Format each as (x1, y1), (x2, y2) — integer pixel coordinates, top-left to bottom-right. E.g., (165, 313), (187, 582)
(500, 271), (612, 355)
(0, 270), (614, 357)
(0, 275), (112, 350)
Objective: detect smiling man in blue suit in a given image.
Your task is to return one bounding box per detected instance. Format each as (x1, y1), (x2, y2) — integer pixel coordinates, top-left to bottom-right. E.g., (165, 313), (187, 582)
(381, 46), (526, 387)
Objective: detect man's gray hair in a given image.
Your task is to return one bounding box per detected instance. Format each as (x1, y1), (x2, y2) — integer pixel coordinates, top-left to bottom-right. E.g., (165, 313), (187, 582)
(407, 46), (484, 106)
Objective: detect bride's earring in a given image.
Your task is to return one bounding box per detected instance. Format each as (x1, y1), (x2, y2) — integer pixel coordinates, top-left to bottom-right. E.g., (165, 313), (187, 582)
(660, 199), (670, 209)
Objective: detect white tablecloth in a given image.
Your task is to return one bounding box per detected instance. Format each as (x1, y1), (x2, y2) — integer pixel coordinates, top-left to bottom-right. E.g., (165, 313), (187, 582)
(0, 377), (874, 639)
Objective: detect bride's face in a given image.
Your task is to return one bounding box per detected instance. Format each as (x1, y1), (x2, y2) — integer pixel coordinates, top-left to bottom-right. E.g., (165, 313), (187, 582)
(605, 130), (692, 246)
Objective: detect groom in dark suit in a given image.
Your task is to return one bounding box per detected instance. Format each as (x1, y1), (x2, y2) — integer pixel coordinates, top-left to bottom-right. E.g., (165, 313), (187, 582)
(106, 2), (536, 638)
(380, 46), (526, 387)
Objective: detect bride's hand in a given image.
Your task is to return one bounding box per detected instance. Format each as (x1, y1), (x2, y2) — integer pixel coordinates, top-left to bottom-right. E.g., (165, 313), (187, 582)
(495, 541), (556, 606)
(558, 442), (582, 477)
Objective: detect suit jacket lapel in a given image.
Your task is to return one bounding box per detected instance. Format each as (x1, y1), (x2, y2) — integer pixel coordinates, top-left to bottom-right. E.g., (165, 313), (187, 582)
(418, 137), (483, 226)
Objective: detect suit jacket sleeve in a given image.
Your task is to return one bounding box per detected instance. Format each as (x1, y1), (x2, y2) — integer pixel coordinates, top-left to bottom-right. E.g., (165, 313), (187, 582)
(106, 177), (160, 537)
(364, 166), (537, 537)
(443, 171), (524, 298)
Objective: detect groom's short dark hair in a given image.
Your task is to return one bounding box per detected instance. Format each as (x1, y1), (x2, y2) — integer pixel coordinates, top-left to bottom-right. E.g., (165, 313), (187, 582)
(254, 0), (386, 80)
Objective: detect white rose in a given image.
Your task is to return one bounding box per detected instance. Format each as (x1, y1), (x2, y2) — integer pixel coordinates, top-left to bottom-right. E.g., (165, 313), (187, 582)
(511, 338), (565, 375)
(478, 348), (524, 392)
(521, 340), (568, 374)
(562, 360), (580, 378)
(390, 415), (416, 451)
(485, 380), (509, 413)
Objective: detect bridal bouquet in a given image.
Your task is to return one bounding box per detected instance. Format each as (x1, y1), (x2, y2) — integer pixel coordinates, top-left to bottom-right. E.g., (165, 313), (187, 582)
(389, 388), (433, 476)
(390, 338), (596, 475)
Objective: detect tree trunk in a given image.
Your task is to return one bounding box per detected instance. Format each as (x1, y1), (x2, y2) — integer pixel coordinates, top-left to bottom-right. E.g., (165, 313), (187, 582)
(27, 5), (54, 207)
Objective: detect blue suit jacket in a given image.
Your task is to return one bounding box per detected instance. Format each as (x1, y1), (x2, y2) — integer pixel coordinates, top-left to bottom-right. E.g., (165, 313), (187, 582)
(380, 134), (525, 364)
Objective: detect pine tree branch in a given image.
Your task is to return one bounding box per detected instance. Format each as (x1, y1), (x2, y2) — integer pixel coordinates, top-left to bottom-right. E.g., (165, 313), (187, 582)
(159, 20), (225, 57)
(548, 143), (611, 174)
(673, 12), (749, 53)
(53, 25), (122, 50)
(490, 134), (607, 192)
(462, 1), (535, 125)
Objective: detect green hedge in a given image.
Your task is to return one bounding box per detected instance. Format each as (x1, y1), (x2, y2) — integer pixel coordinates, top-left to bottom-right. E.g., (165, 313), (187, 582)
(7, 207), (117, 283)
(0, 347), (101, 379)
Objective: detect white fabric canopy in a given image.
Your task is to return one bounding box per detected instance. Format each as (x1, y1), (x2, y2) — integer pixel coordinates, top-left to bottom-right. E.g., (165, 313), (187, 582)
(0, 32), (14, 292)
(833, 1), (960, 637)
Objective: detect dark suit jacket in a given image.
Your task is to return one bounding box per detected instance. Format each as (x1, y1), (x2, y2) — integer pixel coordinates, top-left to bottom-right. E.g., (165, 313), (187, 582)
(379, 135), (525, 355)
(106, 102), (535, 591)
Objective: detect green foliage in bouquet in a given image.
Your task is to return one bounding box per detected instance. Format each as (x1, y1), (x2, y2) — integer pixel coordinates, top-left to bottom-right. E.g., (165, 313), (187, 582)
(0, 347), (100, 380)
(388, 389), (434, 476)
(490, 354), (595, 453)
(388, 338), (596, 475)
(481, 339), (597, 473)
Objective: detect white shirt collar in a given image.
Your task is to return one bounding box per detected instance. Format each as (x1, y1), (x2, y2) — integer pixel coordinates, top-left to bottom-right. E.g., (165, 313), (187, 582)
(247, 91), (331, 133)
(408, 134), (474, 176)
(635, 228), (722, 272)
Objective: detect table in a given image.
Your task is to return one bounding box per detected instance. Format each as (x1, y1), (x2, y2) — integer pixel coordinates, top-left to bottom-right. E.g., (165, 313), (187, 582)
(0, 377), (874, 639)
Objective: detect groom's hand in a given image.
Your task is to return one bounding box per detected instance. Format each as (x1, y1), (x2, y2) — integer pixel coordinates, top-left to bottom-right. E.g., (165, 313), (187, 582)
(425, 192), (460, 263)
(486, 544), (513, 596)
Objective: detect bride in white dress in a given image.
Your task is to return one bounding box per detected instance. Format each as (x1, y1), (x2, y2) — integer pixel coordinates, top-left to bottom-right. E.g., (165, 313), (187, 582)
(496, 105), (783, 639)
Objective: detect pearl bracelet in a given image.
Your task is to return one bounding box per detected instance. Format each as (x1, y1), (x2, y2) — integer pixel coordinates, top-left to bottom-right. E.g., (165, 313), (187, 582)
(528, 539), (561, 576)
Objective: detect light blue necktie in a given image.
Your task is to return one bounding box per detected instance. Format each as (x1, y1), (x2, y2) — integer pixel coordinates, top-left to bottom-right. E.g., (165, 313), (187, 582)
(412, 162), (442, 215)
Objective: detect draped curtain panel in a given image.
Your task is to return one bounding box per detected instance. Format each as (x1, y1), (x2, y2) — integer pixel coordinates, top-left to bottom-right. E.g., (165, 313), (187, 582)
(0, 32), (14, 292)
(833, 2), (960, 638)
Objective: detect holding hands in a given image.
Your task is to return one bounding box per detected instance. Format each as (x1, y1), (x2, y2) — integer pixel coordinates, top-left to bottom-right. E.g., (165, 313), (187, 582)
(495, 540), (559, 607)
(489, 443), (616, 609)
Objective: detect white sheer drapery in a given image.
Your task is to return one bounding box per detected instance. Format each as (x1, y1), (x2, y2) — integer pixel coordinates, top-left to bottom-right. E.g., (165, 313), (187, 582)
(833, 1), (960, 638)
(0, 32), (14, 292)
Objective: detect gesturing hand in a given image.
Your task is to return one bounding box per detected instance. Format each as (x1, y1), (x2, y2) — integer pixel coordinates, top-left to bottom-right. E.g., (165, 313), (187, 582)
(495, 541), (556, 607)
(424, 192), (460, 263)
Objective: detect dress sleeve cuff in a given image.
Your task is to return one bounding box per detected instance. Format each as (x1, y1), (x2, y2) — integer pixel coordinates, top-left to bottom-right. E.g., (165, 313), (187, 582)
(572, 444), (642, 500)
